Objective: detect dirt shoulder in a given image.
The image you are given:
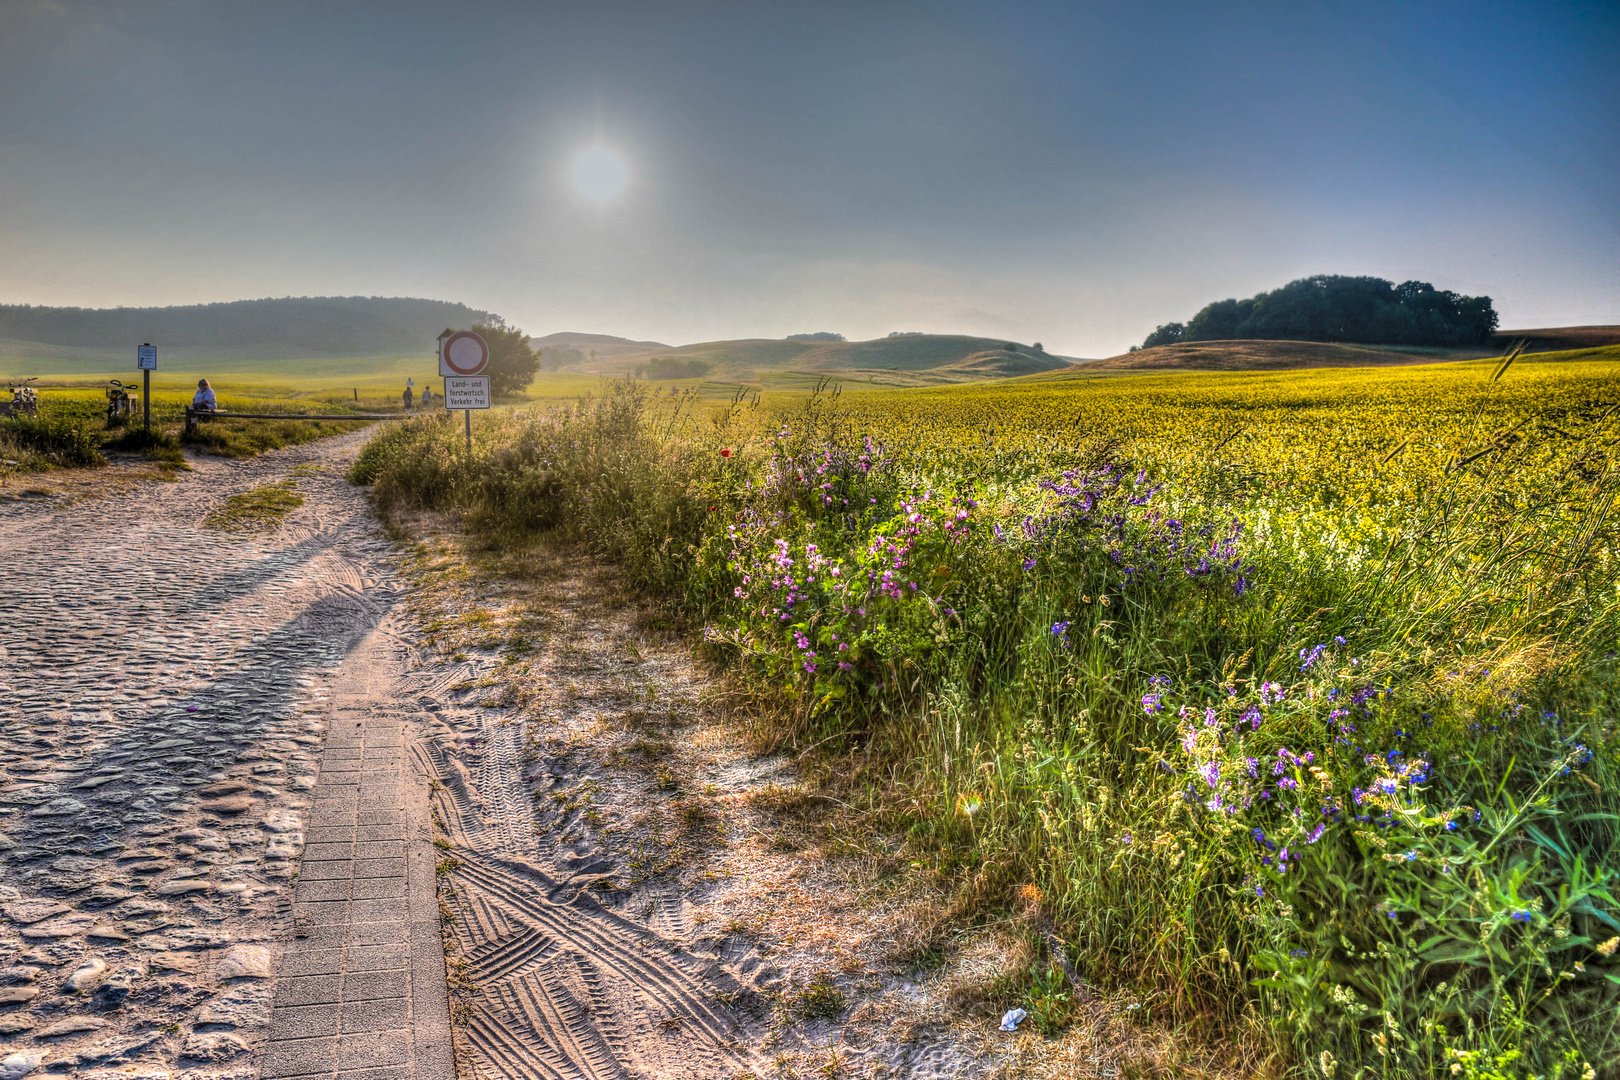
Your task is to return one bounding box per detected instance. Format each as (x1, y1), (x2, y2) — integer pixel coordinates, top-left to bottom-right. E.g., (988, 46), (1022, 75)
(391, 520), (1227, 1080)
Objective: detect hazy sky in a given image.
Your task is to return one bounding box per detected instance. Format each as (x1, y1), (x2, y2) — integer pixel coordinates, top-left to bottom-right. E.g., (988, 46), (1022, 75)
(1, 0), (1616, 356)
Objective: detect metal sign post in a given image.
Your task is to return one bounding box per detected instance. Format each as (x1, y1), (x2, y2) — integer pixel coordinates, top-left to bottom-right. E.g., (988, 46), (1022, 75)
(438, 330), (490, 452)
(444, 376), (491, 449)
(137, 344), (157, 434)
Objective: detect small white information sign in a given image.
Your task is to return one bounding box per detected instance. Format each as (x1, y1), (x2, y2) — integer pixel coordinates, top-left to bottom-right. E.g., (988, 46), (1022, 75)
(137, 345), (157, 370)
(444, 376), (490, 410)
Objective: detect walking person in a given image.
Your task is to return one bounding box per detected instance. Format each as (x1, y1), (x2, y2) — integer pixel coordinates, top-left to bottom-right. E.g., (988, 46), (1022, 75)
(402, 379), (414, 412)
(420, 384), (433, 410)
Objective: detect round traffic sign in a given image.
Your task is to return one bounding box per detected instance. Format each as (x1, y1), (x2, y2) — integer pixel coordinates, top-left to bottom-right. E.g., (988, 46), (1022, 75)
(441, 331), (489, 376)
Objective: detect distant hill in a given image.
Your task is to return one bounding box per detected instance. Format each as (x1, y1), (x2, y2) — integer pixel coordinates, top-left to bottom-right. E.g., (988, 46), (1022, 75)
(0, 296), (496, 374)
(1059, 340), (1489, 375)
(533, 333), (1073, 384)
(1494, 326), (1620, 354)
(1031, 332), (1620, 379)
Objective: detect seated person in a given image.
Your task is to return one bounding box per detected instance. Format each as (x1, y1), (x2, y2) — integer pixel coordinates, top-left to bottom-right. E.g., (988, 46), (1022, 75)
(193, 378), (217, 411)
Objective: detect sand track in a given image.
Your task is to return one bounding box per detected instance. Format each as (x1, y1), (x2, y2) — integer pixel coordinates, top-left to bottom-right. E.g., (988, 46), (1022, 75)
(0, 430), (403, 1077)
(417, 719), (761, 1080)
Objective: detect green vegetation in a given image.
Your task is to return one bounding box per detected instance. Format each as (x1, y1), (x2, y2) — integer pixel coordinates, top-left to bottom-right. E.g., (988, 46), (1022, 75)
(355, 354), (1620, 1077)
(642, 357), (714, 381)
(1144, 275), (1499, 349)
(183, 407), (370, 458)
(465, 323), (542, 396)
(0, 410), (105, 468)
(201, 480), (304, 531)
(0, 380), (404, 473)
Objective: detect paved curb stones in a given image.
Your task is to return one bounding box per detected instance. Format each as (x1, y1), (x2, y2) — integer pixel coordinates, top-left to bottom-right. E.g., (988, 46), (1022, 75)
(261, 696), (452, 1080)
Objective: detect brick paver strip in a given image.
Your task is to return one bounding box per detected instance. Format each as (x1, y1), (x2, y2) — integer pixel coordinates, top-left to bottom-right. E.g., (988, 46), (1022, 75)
(262, 698), (453, 1080)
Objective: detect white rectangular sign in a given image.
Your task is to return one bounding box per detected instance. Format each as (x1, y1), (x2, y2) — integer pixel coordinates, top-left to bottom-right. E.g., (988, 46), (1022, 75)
(444, 376), (490, 410)
(137, 345), (157, 370)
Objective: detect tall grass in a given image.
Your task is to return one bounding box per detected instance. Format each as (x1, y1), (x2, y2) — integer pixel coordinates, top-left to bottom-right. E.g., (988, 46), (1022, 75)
(0, 410), (105, 468)
(352, 375), (1620, 1078)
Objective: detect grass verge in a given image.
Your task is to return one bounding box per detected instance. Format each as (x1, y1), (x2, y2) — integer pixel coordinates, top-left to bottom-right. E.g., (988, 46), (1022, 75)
(351, 373), (1620, 1079)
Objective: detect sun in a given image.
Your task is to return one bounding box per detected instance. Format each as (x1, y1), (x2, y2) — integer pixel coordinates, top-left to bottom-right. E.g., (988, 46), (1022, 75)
(569, 145), (629, 204)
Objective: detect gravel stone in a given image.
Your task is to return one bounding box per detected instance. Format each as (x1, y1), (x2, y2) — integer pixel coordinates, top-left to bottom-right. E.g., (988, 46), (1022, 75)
(178, 1032), (249, 1063)
(212, 946), (272, 981)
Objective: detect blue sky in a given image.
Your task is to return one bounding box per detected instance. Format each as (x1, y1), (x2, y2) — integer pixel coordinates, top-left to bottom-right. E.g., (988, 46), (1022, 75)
(1, 0), (1615, 355)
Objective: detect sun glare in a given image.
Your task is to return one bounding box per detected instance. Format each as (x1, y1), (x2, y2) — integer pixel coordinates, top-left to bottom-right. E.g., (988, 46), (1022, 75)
(569, 145), (629, 204)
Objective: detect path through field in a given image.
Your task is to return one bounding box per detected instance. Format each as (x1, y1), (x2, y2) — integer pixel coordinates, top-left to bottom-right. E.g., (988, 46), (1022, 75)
(0, 430), (451, 1080)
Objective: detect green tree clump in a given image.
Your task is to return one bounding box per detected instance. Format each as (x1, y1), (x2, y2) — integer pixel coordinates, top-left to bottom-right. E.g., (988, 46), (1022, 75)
(470, 324), (542, 396)
(642, 357), (712, 380)
(1142, 275), (1498, 349)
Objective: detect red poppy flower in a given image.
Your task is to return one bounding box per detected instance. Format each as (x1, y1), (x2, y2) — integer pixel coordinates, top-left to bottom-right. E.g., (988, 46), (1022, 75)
(720, 447), (732, 458)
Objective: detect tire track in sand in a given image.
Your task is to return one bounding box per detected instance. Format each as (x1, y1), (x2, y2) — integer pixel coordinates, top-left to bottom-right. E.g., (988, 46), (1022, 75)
(407, 681), (762, 1080)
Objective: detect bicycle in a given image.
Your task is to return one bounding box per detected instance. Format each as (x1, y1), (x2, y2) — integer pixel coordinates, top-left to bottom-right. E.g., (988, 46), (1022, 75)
(0, 378), (39, 420)
(105, 379), (140, 427)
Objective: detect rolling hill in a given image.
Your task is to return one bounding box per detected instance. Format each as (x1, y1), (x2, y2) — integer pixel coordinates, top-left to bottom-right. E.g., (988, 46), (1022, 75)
(1067, 340), (1487, 374)
(531, 333), (1074, 385)
(1493, 326), (1620, 354)
(1023, 333), (1619, 381)
(0, 296), (495, 376)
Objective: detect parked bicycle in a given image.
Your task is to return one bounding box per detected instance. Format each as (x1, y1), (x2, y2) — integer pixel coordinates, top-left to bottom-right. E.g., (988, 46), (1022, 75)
(0, 378), (39, 420)
(105, 379), (140, 426)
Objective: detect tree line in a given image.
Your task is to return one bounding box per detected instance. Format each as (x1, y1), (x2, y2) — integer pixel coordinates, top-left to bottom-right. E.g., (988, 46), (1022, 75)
(0, 296), (497, 356)
(1140, 275), (1498, 350)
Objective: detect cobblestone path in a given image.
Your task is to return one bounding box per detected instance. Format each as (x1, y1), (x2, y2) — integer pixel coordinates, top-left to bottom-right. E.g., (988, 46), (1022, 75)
(0, 431), (449, 1080)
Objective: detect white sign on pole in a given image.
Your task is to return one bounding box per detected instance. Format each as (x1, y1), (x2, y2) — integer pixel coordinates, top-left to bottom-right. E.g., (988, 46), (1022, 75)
(445, 376), (491, 410)
(137, 345), (157, 370)
(439, 331), (489, 377)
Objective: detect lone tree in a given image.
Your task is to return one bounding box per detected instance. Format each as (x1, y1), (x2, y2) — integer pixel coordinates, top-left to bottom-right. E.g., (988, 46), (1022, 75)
(470, 324), (541, 396)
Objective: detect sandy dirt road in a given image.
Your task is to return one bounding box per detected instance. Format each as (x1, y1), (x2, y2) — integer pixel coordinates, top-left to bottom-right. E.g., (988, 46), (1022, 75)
(0, 430), (430, 1080)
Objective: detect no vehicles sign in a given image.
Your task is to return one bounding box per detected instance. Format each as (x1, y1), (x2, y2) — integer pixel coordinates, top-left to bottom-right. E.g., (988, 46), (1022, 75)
(439, 331), (489, 377)
(445, 376), (490, 410)
(137, 345), (157, 370)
